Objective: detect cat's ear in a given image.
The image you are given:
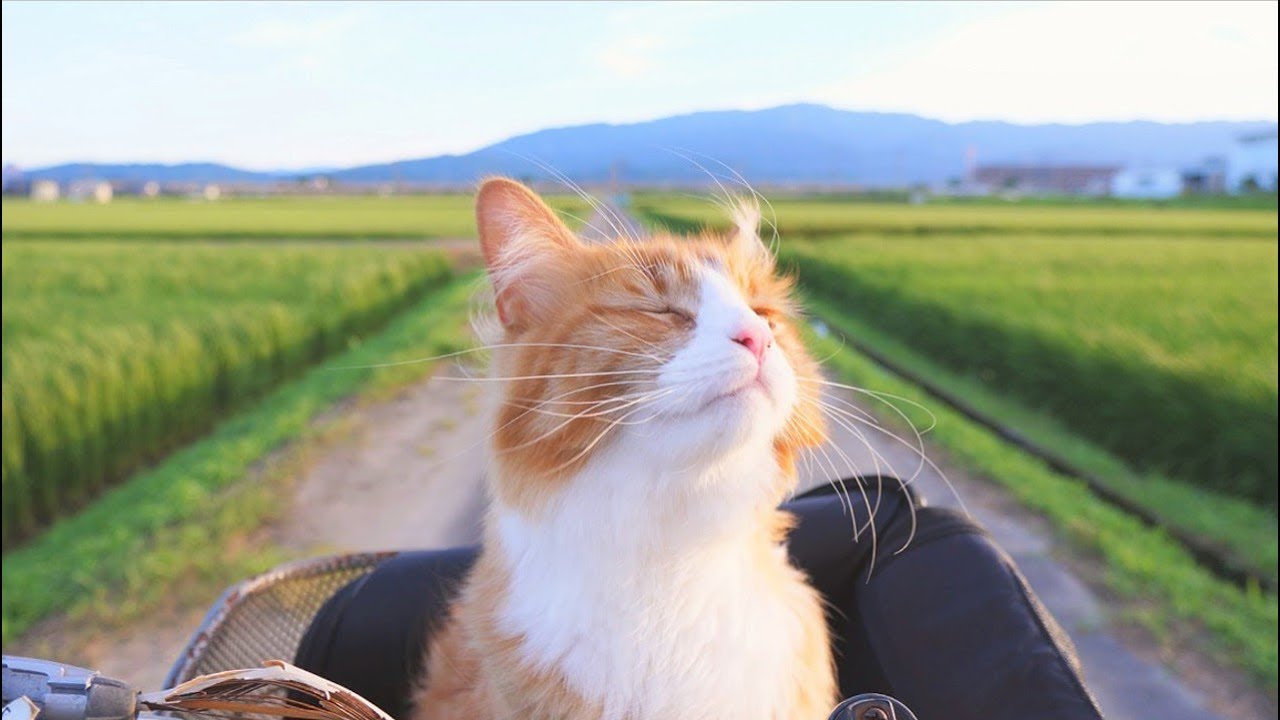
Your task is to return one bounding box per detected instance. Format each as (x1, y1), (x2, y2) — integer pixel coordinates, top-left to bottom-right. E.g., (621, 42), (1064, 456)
(729, 202), (770, 261)
(476, 177), (579, 330)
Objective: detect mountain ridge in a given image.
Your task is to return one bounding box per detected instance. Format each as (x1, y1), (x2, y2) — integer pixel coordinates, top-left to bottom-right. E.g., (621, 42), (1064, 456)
(17, 104), (1276, 187)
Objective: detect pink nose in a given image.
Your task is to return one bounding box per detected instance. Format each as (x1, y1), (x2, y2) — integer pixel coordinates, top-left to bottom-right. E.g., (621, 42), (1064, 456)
(732, 324), (772, 364)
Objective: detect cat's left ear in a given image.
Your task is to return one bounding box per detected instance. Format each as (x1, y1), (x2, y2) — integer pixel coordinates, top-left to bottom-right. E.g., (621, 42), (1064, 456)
(729, 202), (771, 261)
(476, 177), (579, 331)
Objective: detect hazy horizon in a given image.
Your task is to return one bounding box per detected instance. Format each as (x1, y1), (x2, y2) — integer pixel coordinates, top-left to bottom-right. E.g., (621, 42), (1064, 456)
(9, 101), (1280, 175)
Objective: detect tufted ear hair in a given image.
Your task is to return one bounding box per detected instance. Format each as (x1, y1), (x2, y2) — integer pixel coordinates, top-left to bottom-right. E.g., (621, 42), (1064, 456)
(728, 201), (770, 260)
(475, 177), (580, 331)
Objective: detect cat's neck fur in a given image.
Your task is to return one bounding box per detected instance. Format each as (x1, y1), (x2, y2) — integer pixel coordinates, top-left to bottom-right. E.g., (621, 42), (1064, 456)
(486, 430), (803, 719)
(493, 425), (785, 560)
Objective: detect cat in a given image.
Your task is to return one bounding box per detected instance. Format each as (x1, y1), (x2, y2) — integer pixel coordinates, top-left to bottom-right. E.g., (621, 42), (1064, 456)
(410, 178), (835, 720)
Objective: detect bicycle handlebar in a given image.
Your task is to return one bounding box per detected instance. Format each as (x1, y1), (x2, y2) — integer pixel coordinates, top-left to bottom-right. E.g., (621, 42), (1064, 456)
(2, 656), (136, 720)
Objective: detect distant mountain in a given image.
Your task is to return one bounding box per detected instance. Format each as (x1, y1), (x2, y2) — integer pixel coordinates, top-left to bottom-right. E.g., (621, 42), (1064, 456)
(24, 162), (273, 185)
(21, 105), (1277, 187)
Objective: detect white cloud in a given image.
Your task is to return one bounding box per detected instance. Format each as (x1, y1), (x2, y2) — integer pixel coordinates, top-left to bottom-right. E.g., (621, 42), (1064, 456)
(597, 32), (669, 79)
(594, 2), (757, 80)
(234, 12), (356, 49)
(818, 1), (1279, 123)
(231, 8), (365, 72)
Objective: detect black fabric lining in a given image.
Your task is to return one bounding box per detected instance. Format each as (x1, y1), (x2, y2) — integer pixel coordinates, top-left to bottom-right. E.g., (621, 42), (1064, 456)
(1007, 560), (1104, 718)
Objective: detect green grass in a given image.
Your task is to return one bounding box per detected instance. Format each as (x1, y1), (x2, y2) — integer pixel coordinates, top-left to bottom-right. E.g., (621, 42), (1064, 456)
(1, 195), (591, 240)
(805, 295), (1278, 588)
(2, 240), (453, 546)
(927, 192), (1280, 211)
(782, 235), (1278, 506)
(803, 325), (1279, 689)
(634, 195), (1279, 237)
(740, 191), (1279, 211)
(1, 274), (479, 644)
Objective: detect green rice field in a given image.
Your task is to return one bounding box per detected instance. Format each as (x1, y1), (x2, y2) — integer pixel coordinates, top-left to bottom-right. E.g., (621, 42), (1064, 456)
(1, 194), (590, 240)
(633, 194), (1279, 237)
(785, 234), (1278, 506)
(1, 240), (453, 546)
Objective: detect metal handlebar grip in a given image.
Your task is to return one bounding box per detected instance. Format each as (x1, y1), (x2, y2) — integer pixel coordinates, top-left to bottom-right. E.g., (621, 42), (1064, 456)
(828, 692), (921, 720)
(2, 656), (136, 720)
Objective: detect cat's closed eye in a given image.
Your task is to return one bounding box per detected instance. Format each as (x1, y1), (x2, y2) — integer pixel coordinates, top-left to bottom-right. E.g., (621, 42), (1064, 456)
(641, 307), (694, 324)
(753, 308), (778, 330)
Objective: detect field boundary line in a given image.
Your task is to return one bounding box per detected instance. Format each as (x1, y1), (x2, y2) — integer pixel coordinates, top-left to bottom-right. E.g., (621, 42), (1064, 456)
(807, 302), (1274, 594)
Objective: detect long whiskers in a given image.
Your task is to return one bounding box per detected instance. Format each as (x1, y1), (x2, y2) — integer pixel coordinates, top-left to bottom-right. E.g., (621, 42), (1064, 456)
(440, 368), (662, 383)
(332, 341), (671, 371)
(502, 388), (673, 421)
(806, 378), (931, 476)
(794, 407), (884, 578)
(809, 379), (971, 521)
(815, 400), (918, 561)
(535, 401), (665, 476)
(494, 389), (673, 455)
(792, 411), (864, 541)
(509, 153), (637, 242)
(816, 378), (939, 434)
(553, 208), (618, 245)
(682, 150), (784, 256)
(591, 312), (668, 354)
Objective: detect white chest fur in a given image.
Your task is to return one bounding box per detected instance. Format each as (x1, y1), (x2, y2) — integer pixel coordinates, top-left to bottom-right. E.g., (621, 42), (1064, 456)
(491, 441), (816, 720)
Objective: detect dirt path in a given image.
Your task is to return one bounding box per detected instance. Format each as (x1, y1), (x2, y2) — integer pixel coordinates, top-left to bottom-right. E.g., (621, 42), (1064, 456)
(276, 366), (488, 554)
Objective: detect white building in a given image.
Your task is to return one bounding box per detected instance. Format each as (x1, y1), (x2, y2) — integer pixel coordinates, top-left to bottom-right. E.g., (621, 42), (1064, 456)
(1227, 131), (1278, 193)
(68, 180), (113, 203)
(30, 180), (60, 202)
(1111, 168), (1183, 199)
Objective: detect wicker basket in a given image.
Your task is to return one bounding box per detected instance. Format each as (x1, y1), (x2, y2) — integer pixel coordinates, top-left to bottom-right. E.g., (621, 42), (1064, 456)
(164, 553), (396, 688)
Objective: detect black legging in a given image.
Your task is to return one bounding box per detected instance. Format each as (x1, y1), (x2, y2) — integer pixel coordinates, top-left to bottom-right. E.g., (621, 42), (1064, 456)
(296, 479), (1104, 720)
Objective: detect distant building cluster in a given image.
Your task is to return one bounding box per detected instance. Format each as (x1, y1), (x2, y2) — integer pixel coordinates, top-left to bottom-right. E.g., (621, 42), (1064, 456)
(0, 169), (233, 203)
(961, 130), (1277, 199)
(0, 169), (413, 202)
(1227, 131), (1279, 193)
(972, 165), (1118, 197)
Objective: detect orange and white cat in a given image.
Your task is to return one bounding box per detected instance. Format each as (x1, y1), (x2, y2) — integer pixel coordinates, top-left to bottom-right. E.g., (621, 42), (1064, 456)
(411, 178), (835, 720)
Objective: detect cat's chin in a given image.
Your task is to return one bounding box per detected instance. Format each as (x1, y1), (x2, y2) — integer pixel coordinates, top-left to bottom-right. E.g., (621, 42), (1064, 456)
(633, 393), (783, 468)
(707, 375), (770, 406)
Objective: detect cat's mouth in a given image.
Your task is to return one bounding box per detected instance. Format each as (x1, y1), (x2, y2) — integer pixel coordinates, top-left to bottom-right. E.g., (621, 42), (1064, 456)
(707, 375), (770, 407)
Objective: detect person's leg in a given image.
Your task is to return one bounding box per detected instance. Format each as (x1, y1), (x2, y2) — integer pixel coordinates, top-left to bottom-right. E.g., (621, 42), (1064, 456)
(785, 479), (1103, 720)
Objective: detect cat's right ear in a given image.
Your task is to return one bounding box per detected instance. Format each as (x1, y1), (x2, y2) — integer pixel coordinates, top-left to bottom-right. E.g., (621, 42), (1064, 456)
(475, 177), (579, 331)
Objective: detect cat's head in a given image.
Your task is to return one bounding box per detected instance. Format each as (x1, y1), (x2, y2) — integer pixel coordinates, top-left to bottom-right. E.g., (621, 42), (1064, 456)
(476, 178), (825, 509)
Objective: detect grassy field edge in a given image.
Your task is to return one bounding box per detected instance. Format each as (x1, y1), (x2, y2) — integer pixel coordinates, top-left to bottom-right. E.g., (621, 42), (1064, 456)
(1, 274), (480, 645)
(802, 322), (1278, 689)
(631, 201), (1280, 239)
(802, 293), (1278, 587)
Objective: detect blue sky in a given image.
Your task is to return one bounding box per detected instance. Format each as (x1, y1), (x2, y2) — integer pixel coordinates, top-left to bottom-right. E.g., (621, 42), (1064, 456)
(2, 1), (1276, 170)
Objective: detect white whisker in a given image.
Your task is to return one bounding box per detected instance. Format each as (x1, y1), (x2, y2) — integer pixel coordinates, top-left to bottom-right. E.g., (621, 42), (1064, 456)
(817, 401), (917, 558)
